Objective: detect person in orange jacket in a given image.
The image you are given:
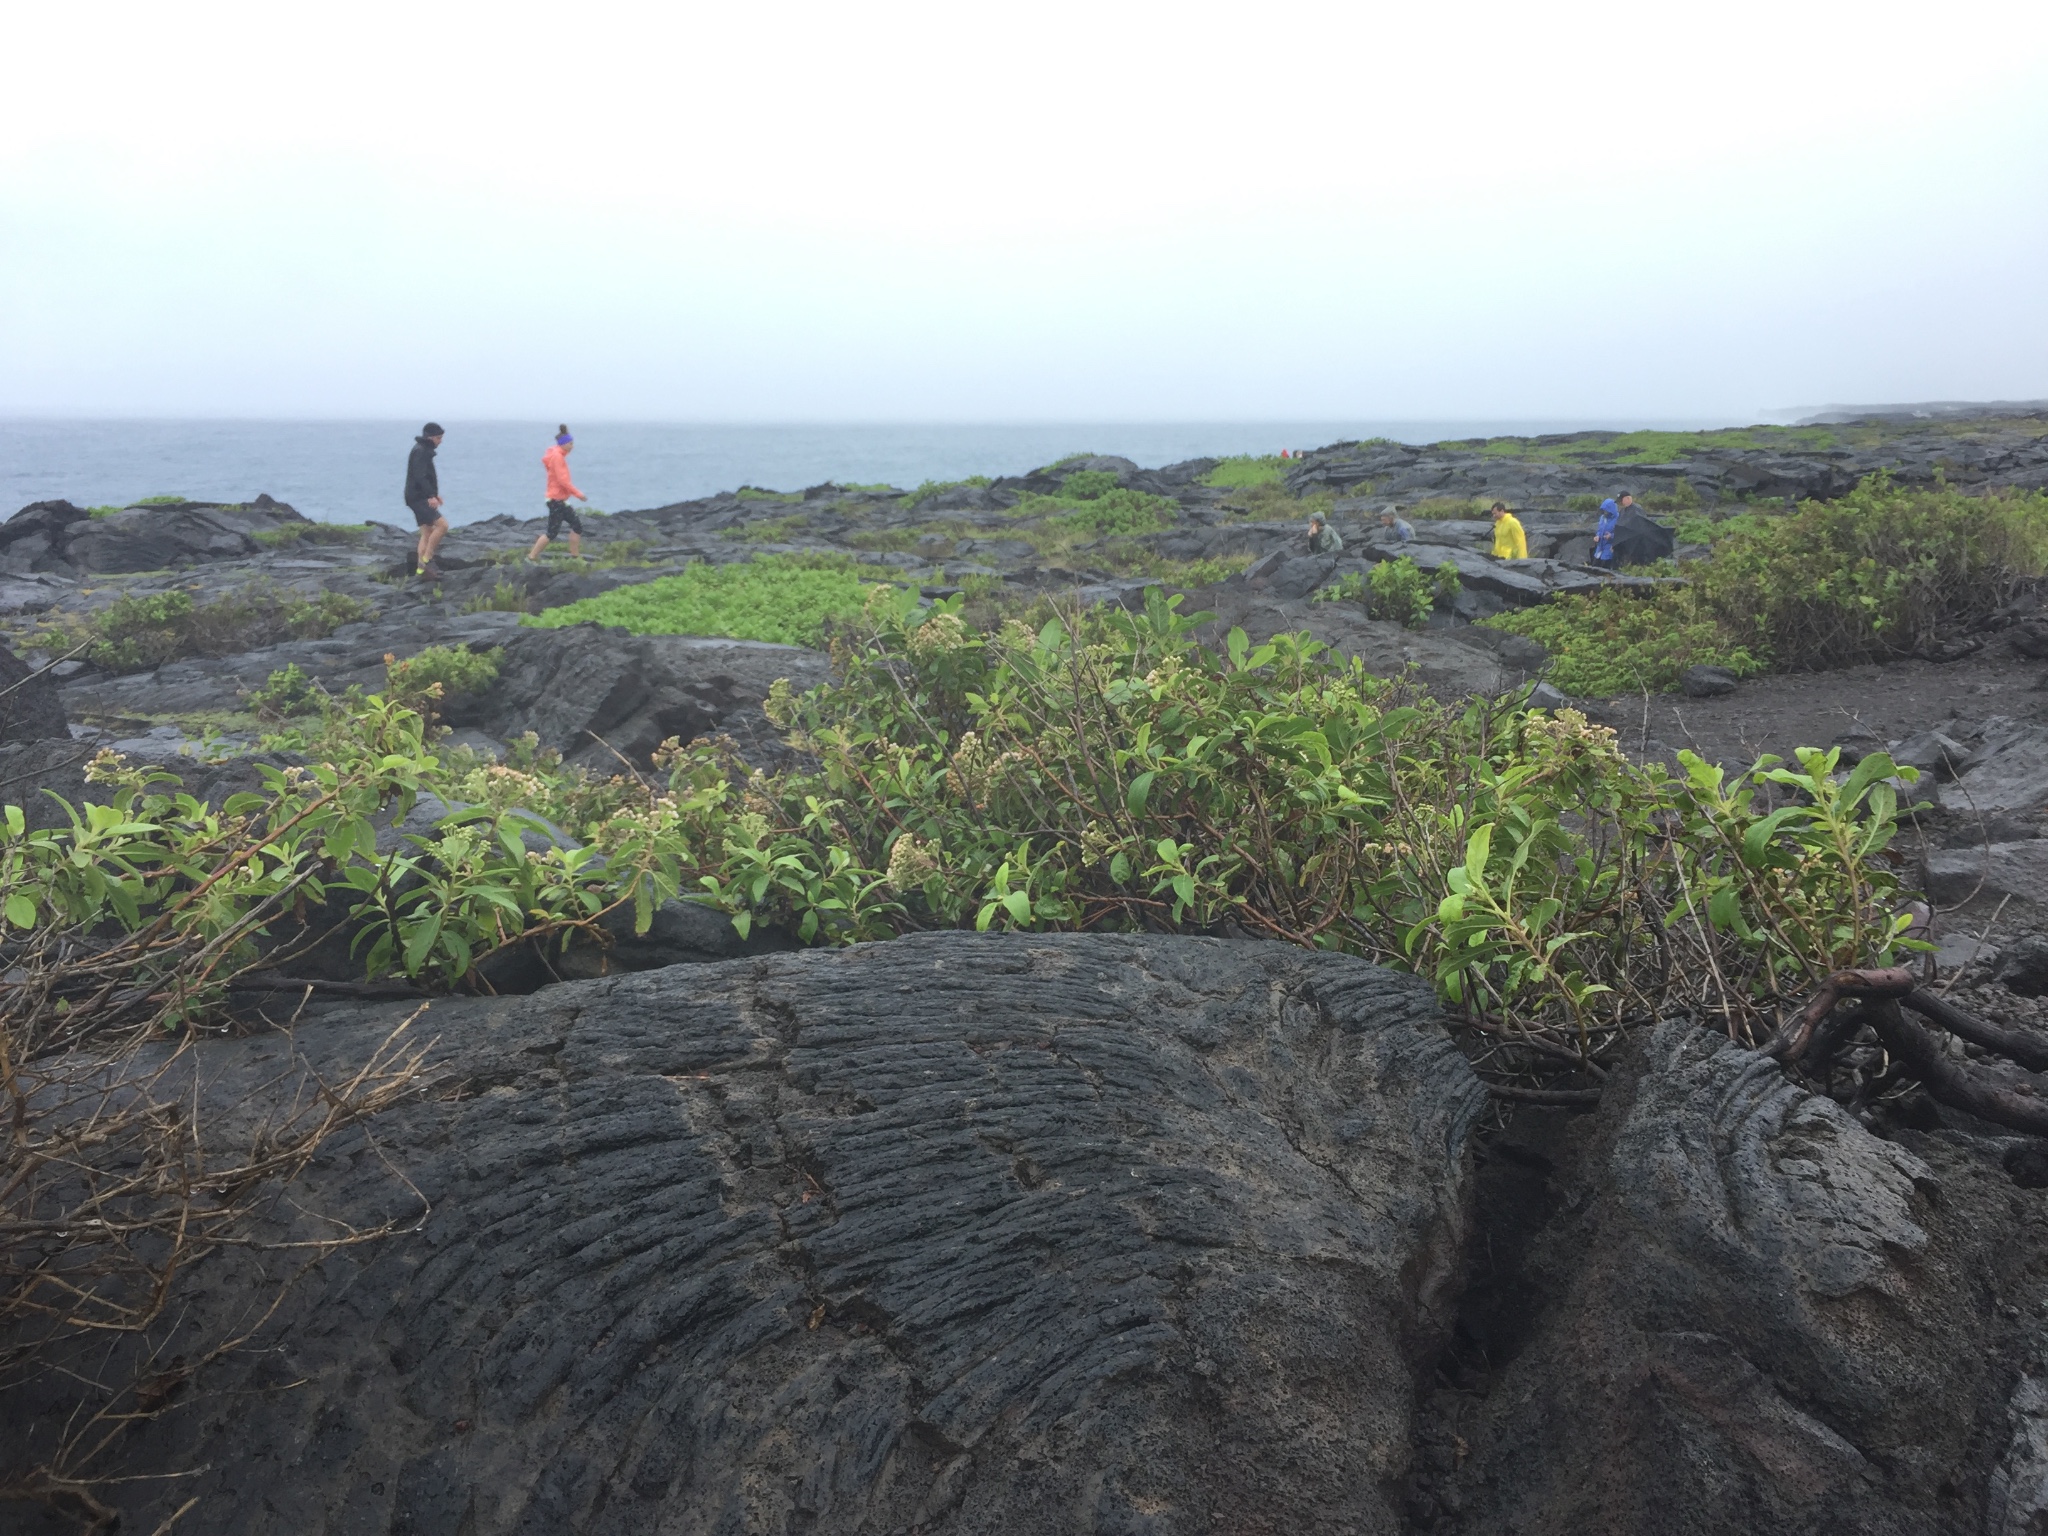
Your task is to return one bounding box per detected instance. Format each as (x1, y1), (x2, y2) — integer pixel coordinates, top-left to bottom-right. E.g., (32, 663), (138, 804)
(527, 425), (588, 562)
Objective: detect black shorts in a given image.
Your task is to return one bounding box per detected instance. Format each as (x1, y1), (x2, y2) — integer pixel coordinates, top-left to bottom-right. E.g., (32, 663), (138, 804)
(408, 501), (444, 529)
(545, 500), (583, 538)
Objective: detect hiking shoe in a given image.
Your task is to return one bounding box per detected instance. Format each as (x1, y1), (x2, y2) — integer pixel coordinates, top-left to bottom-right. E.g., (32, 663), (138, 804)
(421, 560), (444, 581)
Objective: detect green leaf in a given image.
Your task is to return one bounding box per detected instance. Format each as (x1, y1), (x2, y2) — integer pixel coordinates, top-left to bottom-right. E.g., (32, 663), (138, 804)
(1126, 771), (1158, 818)
(1464, 824), (1493, 884)
(4, 893), (34, 929)
(1109, 850), (1131, 883)
(1003, 890), (1031, 923)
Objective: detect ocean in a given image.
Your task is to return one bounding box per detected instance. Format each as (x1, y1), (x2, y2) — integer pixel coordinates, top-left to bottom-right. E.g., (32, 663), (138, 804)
(0, 418), (1740, 528)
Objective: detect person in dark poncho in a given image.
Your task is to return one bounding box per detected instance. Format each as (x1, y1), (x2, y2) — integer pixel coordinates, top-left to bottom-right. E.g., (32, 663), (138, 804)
(1610, 492), (1676, 566)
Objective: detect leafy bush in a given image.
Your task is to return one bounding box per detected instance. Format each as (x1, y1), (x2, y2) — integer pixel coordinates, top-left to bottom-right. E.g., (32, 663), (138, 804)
(1051, 488), (1177, 538)
(134, 494), (186, 506)
(3, 590), (1914, 1078)
(384, 645), (502, 714)
(1202, 455), (1286, 489)
(246, 662), (321, 719)
(904, 476), (992, 508)
(734, 486), (801, 503)
(1058, 469), (1123, 500)
(1694, 474), (2048, 665)
(86, 505), (125, 519)
(79, 584), (370, 672)
(1490, 475), (2048, 691)
(251, 521), (368, 549)
(525, 555), (892, 646)
(1311, 570), (1367, 605)
(1408, 496), (1490, 520)
(1368, 557), (1435, 628)
(461, 580), (539, 615)
(1483, 589), (1765, 696)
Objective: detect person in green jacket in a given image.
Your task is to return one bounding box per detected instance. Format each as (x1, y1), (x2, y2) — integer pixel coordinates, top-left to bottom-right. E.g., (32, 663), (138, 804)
(1490, 502), (1528, 560)
(1307, 512), (1344, 555)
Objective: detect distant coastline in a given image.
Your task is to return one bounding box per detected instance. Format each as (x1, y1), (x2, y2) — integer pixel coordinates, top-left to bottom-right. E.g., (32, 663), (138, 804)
(0, 417), (1751, 527)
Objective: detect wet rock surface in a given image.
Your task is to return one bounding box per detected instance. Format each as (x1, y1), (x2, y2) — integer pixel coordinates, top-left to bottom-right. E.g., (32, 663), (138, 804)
(11, 944), (2048, 1534)
(1289, 411), (2048, 507)
(3, 934), (1487, 1535)
(1423, 1020), (2048, 1536)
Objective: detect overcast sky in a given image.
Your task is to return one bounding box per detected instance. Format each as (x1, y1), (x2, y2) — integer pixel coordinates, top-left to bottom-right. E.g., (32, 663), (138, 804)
(4, 0), (2045, 423)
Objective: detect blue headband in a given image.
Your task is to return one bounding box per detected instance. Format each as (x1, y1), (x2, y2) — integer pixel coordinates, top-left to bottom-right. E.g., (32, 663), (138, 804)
(556, 433), (573, 446)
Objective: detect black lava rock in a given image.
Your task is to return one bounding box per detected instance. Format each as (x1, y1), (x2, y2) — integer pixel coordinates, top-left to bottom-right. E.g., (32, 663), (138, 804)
(1680, 664), (1741, 698)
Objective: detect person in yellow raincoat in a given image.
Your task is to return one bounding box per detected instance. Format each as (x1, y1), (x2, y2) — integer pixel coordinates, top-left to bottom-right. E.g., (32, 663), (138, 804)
(1489, 501), (1527, 560)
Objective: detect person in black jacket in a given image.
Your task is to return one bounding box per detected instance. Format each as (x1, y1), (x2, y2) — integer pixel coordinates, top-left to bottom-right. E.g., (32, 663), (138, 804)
(405, 423), (449, 578)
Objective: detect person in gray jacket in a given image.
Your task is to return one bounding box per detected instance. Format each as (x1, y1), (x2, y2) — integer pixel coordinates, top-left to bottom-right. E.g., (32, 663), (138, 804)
(1307, 512), (1344, 555)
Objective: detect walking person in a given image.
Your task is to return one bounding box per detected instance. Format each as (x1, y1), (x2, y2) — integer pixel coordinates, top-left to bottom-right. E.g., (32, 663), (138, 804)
(405, 422), (449, 579)
(1489, 501), (1528, 560)
(527, 425), (589, 563)
(1593, 498), (1620, 565)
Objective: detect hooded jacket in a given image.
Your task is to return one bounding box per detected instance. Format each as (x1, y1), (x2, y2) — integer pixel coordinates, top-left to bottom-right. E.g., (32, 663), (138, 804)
(1491, 511), (1528, 560)
(1593, 500), (1619, 562)
(404, 436), (440, 510)
(543, 443), (583, 502)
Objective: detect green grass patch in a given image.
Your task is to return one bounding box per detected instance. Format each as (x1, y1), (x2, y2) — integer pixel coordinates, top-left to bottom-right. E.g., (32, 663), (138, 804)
(250, 521), (369, 549)
(1201, 455), (1286, 490)
(1407, 496), (1491, 520)
(525, 555), (895, 647)
(904, 476), (992, 508)
(134, 494), (187, 507)
(722, 513), (811, 543)
(734, 486), (802, 503)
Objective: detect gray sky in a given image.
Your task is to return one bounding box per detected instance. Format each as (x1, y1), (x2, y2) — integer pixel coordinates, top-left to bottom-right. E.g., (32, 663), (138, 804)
(4, 0), (2045, 422)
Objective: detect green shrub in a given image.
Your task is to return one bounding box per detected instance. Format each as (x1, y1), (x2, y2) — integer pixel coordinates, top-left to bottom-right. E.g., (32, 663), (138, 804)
(1693, 475), (2048, 665)
(81, 584), (370, 672)
(1409, 496), (1490, 520)
(1058, 469), (1122, 500)
(904, 476), (991, 508)
(1483, 589), (1765, 696)
(1368, 557), (1434, 628)
(734, 486), (801, 503)
(461, 580), (538, 615)
(86, 505), (125, 519)
(1202, 456), (1286, 490)
(722, 513), (809, 543)
(525, 555), (891, 646)
(134, 494), (186, 507)
(1432, 562), (1463, 607)
(1051, 488), (1177, 538)
(384, 645), (502, 715)
(1564, 494), (1603, 513)
(246, 662), (321, 719)
(1489, 475), (2048, 691)
(1310, 570), (1367, 605)
(251, 521), (368, 549)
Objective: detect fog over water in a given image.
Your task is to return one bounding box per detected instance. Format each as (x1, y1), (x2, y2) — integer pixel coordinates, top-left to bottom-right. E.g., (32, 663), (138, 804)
(2, 4), (2042, 424)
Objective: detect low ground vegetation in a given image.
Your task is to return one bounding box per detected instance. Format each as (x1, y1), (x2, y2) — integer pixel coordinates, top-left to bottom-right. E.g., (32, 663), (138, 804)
(55, 583), (370, 672)
(525, 553), (894, 646)
(1494, 475), (2048, 694)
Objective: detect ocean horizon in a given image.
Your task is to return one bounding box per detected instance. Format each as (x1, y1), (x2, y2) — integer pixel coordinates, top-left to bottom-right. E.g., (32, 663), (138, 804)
(1, 417), (1750, 528)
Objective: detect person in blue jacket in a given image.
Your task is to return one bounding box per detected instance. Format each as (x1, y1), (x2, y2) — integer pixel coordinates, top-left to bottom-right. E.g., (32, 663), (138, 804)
(1593, 498), (1620, 565)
